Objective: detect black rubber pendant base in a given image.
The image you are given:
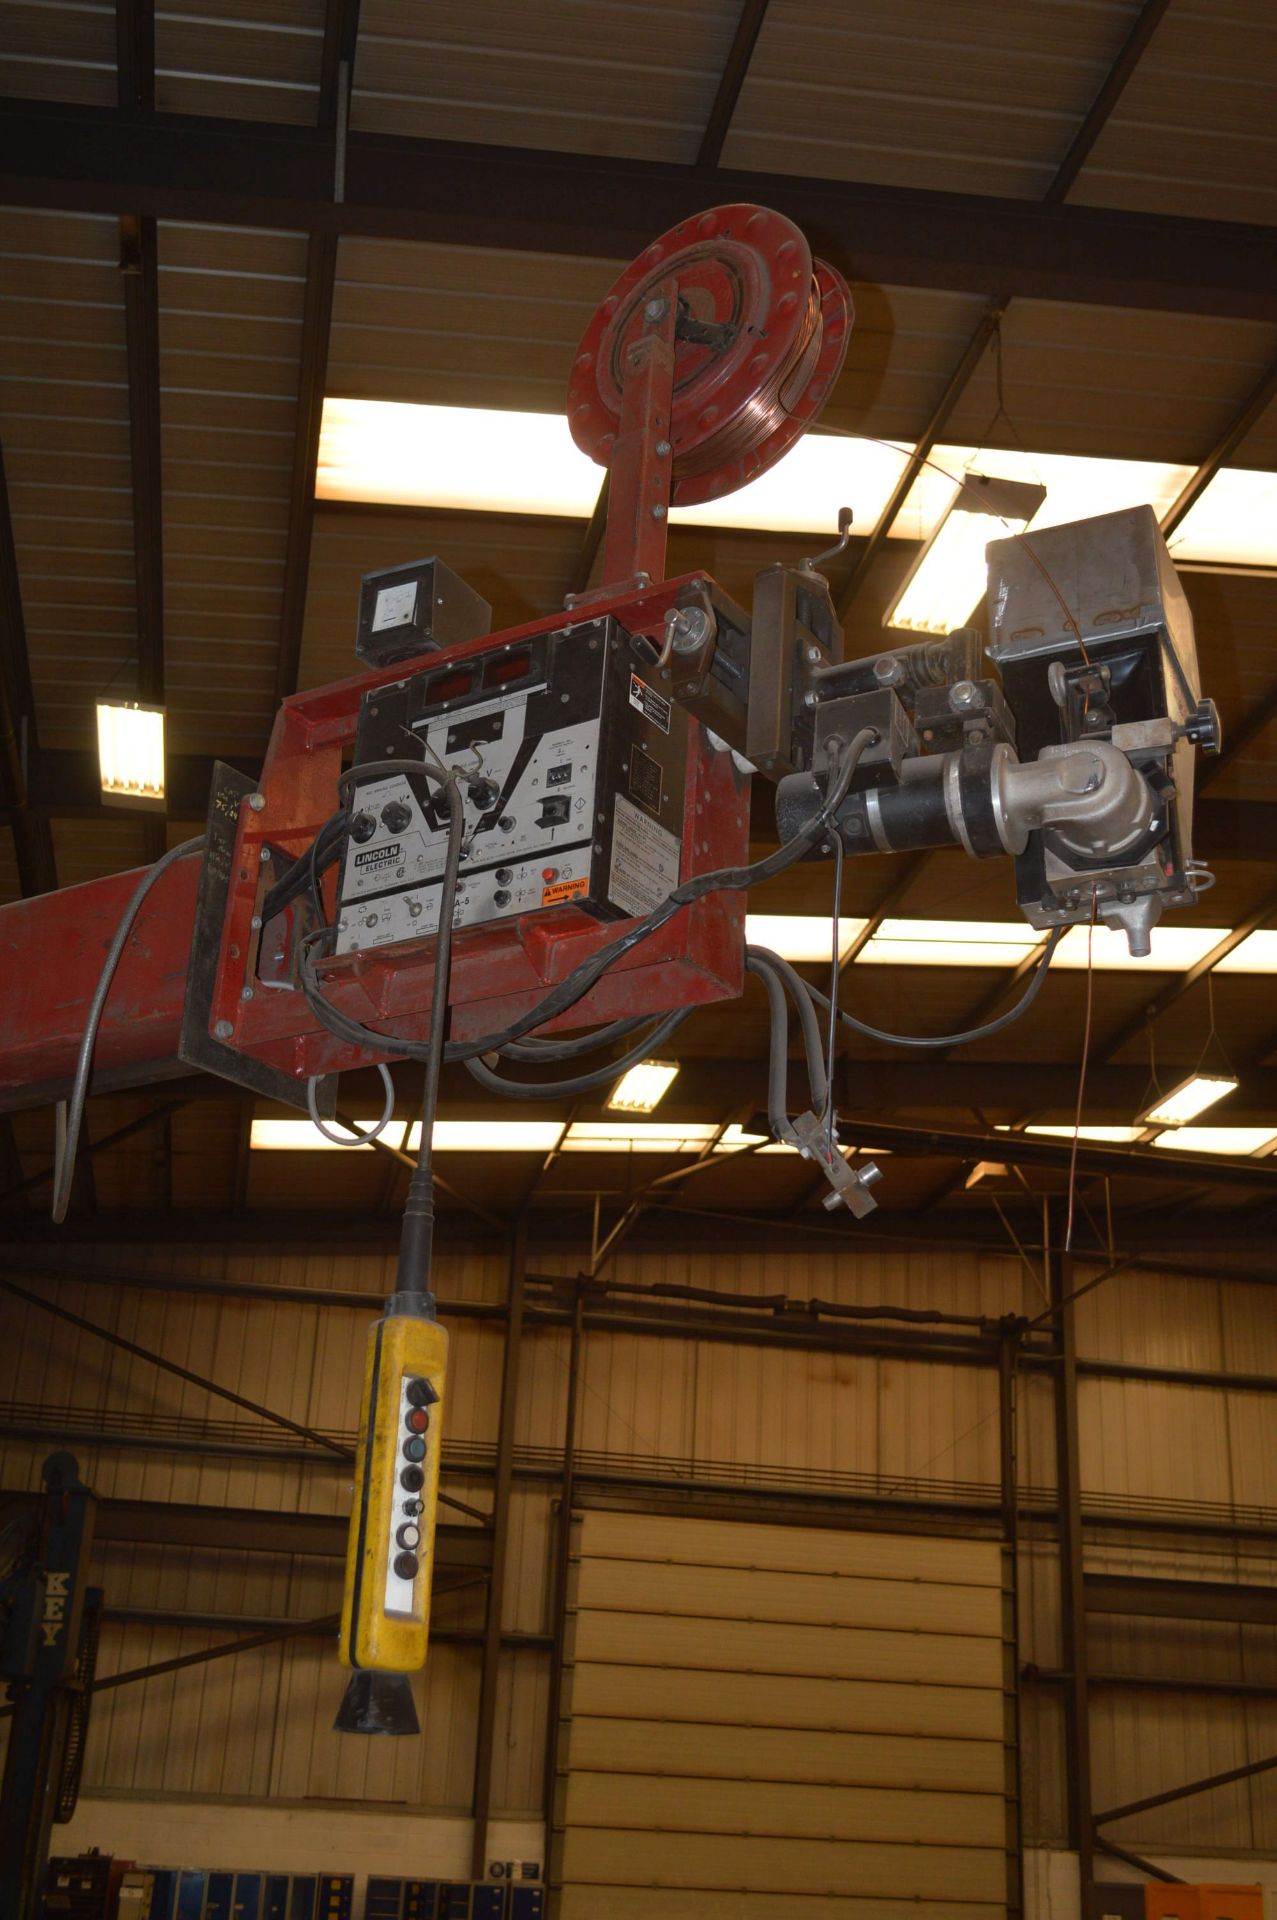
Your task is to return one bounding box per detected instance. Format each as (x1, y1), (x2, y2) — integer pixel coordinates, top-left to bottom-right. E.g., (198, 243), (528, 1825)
(333, 1669), (420, 1736)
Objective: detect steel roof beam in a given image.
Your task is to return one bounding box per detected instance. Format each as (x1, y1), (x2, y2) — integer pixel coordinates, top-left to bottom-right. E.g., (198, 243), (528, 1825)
(839, 0), (1173, 616)
(275, 0), (360, 704)
(1, 100), (1273, 321)
(697, 0), (770, 169)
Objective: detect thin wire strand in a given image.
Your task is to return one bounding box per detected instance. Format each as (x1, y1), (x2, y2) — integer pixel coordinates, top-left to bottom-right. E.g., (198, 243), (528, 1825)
(1063, 889), (1098, 1255)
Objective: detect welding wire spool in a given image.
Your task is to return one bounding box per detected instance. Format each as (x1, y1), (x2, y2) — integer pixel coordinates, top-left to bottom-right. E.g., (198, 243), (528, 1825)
(568, 203), (853, 506)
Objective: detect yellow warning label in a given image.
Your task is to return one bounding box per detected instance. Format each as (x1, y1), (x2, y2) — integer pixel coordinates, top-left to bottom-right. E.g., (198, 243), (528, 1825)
(541, 876), (589, 906)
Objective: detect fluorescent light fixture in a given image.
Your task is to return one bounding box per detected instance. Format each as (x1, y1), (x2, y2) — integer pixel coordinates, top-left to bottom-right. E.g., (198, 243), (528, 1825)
(315, 402), (1277, 566)
(561, 1121), (718, 1153)
(713, 1124), (793, 1155)
(858, 919), (1043, 967)
(96, 699), (165, 809)
(1052, 924), (1226, 971)
(1152, 1126), (1277, 1156)
(251, 1118), (564, 1151)
(745, 914), (868, 962)
(1014, 1123), (1146, 1144)
(607, 1058), (680, 1114)
(965, 1160), (1009, 1189)
(1168, 467), (1277, 569)
(1215, 932), (1277, 974)
(1138, 1073), (1239, 1128)
(317, 398), (912, 537)
(883, 473), (1046, 636)
(844, 917), (1229, 972)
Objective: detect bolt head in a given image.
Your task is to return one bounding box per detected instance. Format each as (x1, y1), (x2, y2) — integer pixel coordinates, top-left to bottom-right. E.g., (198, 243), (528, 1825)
(213, 1019), (234, 1041)
(259, 846), (271, 863)
(250, 914), (262, 930)
(644, 297), (667, 323)
(248, 791), (266, 812)
(655, 438), (672, 457)
(949, 679), (979, 711)
(240, 987), (254, 1001)
(650, 503), (667, 520)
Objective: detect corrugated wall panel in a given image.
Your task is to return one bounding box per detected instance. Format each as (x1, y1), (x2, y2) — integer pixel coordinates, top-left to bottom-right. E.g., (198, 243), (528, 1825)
(565, 1661), (1005, 1741)
(557, 1511), (1011, 1915)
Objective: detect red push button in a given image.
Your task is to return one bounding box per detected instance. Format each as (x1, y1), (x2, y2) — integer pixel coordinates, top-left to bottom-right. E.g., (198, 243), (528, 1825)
(406, 1406), (430, 1433)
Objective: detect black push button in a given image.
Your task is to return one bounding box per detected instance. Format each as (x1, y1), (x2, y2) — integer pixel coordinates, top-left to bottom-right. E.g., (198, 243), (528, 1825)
(400, 1465), (424, 1492)
(394, 1552), (419, 1581)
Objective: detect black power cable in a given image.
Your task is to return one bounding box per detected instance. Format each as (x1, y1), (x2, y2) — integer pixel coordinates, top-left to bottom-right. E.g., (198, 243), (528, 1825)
(394, 761), (465, 1306)
(298, 727), (877, 1070)
(463, 1005), (692, 1101)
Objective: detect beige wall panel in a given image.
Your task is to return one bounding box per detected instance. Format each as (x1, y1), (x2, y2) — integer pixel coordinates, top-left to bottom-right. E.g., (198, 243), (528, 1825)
(567, 1662), (1005, 1741)
(576, 1556), (1000, 1636)
(571, 1609), (1003, 1688)
(575, 1327), (698, 1464)
(564, 1771), (1004, 1847)
(489, 1645), (552, 1815)
(559, 1828), (1005, 1902)
(558, 1892), (1002, 1920)
(1079, 1377), (1234, 1507)
(577, 1509), (1000, 1586)
(567, 1716), (1002, 1793)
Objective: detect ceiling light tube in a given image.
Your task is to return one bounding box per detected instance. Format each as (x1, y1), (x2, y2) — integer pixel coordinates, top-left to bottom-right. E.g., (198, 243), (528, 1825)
(884, 473), (1046, 637)
(607, 1059), (680, 1114)
(96, 699), (166, 810)
(1137, 1073), (1240, 1128)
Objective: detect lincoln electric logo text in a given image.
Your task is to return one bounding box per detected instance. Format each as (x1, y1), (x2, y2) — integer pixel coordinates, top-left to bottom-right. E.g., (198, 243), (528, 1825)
(42, 1570), (69, 1648)
(355, 842), (401, 869)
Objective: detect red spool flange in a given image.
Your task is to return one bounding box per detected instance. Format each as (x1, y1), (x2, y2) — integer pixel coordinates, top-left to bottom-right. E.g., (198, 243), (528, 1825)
(567, 203), (852, 507)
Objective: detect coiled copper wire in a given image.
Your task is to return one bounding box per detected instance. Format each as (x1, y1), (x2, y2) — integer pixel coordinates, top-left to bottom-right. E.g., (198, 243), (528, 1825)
(673, 275), (825, 481)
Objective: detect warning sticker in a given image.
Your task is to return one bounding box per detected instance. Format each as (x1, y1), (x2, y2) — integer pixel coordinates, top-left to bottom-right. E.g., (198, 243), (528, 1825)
(609, 793), (681, 918)
(541, 875), (590, 907)
(628, 672), (672, 734)
(628, 743), (663, 816)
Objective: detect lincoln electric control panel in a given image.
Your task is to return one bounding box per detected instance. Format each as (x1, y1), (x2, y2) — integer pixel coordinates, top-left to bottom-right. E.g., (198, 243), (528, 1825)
(335, 616), (690, 956)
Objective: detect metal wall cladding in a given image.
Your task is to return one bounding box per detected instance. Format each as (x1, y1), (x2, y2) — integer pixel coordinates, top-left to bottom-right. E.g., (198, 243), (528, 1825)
(0, 208), (136, 753)
(349, 0), (743, 158)
(4, 1241), (1275, 1844)
(157, 222), (308, 757)
(557, 1510), (1011, 1917)
(722, 0), (1142, 198)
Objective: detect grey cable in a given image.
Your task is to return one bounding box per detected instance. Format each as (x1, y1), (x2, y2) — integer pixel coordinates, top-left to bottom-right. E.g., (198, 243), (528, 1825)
(51, 835), (206, 1224)
(463, 1005), (691, 1101)
(805, 925), (1065, 1050)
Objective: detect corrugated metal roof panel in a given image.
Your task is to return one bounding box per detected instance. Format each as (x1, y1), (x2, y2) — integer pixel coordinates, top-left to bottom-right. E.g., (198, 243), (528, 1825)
(330, 237), (987, 454)
(0, 0), (117, 105)
(158, 222), (307, 755)
(1067, 1), (1277, 224)
(350, 0), (742, 158)
(155, 0), (327, 125)
(0, 208), (137, 753)
(722, 0), (1142, 197)
(944, 301), (1277, 464)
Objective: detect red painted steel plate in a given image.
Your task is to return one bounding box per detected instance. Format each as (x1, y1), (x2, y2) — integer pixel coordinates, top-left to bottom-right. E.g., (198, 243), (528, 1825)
(568, 203), (852, 505)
